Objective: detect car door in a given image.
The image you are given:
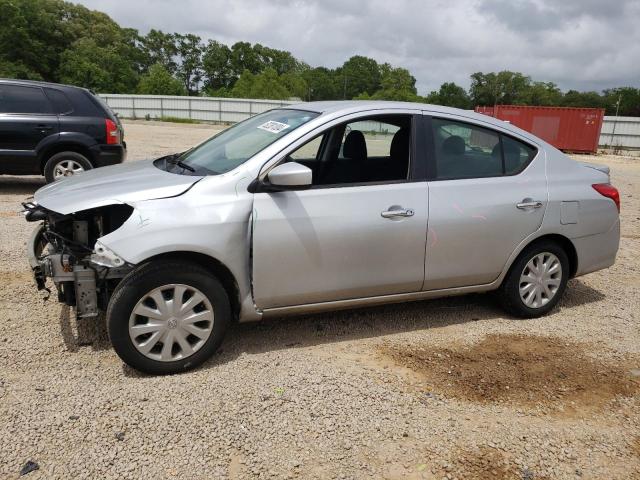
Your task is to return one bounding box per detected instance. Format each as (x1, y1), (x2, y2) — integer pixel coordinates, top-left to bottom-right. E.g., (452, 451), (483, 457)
(251, 112), (428, 309)
(422, 114), (547, 290)
(0, 84), (58, 174)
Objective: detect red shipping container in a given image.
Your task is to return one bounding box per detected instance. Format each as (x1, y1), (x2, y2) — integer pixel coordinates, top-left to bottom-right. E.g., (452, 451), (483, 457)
(475, 105), (604, 154)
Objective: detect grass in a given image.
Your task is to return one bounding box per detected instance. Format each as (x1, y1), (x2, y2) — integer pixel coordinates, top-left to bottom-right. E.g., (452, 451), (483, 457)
(157, 116), (201, 124)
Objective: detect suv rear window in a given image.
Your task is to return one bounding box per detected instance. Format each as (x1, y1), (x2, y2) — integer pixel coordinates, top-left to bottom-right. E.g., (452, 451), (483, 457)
(0, 85), (53, 114)
(45, 88), (73, 114)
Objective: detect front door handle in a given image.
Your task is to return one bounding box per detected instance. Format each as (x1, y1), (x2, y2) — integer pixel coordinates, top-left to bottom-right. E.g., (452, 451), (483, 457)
(381, 206), (415, 219)
(516, 198), (543, 209)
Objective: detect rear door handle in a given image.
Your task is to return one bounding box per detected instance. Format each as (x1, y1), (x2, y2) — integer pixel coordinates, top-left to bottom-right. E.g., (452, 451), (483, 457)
(35, 125), (53, 131)
(516, 199), (543, 209)
(381, 207), (415, 219)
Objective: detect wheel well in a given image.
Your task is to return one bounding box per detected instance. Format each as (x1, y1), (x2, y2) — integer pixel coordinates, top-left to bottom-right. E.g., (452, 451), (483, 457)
(39, 143), (94, 172)
(142, 252), (241, 321)
(524, 234), (578, 278)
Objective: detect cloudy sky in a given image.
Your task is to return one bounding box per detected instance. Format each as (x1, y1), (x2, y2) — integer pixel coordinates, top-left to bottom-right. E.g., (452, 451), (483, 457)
(76, 0), (639, 94)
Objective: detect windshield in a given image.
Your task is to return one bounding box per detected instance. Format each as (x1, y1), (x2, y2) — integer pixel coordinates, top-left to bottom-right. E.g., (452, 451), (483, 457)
(174, 109), (319, 175)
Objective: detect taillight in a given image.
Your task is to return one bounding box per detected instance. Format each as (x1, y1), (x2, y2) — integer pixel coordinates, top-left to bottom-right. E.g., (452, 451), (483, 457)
(105, 118), (119, 145)
(592, 183), (620, 212)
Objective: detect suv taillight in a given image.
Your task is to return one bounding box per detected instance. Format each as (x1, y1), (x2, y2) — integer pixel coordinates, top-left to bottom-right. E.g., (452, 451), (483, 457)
(592, 183), (620, 212)
(105, 118), (119, 145)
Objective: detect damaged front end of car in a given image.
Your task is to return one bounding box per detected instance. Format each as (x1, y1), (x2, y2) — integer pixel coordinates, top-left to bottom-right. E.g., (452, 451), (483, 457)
(23, 201), (134, 318)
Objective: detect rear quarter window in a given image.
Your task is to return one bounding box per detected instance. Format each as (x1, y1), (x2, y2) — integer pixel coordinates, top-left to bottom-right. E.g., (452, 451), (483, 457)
(502, 135), (537, 174)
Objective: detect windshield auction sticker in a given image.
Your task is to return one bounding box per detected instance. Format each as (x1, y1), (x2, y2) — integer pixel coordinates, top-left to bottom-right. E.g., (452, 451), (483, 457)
(257, 121), (290, 134)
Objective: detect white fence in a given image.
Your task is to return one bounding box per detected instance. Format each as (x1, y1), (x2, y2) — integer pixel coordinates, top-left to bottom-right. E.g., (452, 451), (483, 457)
(600, 116), (640, 149)
(99, 94), (640, 149)
(98, 94), (295, 123)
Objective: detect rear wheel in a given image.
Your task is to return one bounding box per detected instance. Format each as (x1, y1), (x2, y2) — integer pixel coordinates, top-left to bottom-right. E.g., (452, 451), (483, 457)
(44, 151), (92, 183)
(498, 240), (569, 318)
(107, 261), (230, 374)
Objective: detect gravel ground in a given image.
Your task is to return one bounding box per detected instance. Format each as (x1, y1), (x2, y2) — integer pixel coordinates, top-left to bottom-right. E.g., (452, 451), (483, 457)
(0, 120), (639, 479)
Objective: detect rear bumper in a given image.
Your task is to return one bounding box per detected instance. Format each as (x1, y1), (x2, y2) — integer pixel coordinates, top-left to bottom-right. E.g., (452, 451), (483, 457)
(573, 218), (620, 277)
(90, 143), (127, 167)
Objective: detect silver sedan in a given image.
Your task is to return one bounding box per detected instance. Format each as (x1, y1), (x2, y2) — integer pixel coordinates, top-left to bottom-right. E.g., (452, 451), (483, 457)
(24, 101), (620, 374)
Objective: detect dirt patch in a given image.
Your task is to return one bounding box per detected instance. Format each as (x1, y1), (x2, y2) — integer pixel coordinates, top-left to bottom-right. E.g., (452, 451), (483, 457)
(0, 270), (33, 285)
(379, 334), (639, 412)
(437, 446), (525, 480)
(633, 437), (640, 457)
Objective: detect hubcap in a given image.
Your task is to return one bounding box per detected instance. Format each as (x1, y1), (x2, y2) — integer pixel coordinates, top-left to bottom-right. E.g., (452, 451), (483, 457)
(53, 159), (85, 180)
(519, 252), (562, 308)
(128, 284), (214, 362)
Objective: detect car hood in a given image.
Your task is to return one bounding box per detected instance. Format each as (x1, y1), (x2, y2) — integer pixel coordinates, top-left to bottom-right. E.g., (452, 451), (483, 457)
(34, 159), (202, 214)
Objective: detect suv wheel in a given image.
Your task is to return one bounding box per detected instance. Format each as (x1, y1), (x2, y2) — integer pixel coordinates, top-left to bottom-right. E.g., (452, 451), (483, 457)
(44, 151), (93, 183)
(498, 240), (569, 318)
(107, 261), (230, 375)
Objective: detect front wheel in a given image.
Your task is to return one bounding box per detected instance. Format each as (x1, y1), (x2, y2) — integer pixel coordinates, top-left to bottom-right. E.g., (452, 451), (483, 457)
(498, 241), (570, 318)
(106, 261), (230, 374)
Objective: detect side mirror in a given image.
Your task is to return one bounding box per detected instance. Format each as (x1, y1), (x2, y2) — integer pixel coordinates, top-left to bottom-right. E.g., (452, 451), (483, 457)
(264, 162), (312, 191)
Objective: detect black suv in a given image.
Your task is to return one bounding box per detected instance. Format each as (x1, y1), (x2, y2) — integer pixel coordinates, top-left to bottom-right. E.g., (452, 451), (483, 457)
(0, 79), (126, 183)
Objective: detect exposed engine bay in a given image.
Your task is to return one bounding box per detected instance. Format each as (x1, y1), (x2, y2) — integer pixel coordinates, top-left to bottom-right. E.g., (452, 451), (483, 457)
(23, 201), (134, 318)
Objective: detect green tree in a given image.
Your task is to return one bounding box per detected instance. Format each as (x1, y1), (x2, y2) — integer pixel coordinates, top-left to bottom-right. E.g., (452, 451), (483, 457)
(58, 37), (138, 93)
(470, 71), (531, 106)
(0, 0), (141, 84)
(140, 29), (178, 74)
(231, 68), (291, 100)
(202, 40), (233, 91)
(230, 41), (263, 78)
(560, 90), (605, 109)
(254, 44), (304, 75)
(602, 87), (640, 116)
(360, 64), (420, 101)
(230, 70), (256, 98)
(302, 67), (339, 100)
(281, 72), (308, 99)
(174, 33), (202, 95)
(519, 81), (562, 106)
(137, 63), (185, 95)
(425, 82), (471, 109)
(338, 55), (381, 99)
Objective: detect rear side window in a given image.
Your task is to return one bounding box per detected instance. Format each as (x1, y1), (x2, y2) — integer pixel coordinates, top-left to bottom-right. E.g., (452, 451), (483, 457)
(431, 118), (537, 179)
(432, 118), (501, 179)
(45, 88), (73, 114)
(0, 85), (52, 114)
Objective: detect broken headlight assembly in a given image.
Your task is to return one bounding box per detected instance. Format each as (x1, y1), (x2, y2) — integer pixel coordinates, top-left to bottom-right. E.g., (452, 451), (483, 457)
(23, 202), (134, 318)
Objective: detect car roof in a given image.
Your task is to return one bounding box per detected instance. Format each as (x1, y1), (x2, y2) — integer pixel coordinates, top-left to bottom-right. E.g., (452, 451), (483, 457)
(0, 78), (91, 93)
(287, 100), (546, 147)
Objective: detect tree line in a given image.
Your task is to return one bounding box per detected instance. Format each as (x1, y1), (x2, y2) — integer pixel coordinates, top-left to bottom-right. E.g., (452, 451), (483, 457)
(1, 0), (639, 116)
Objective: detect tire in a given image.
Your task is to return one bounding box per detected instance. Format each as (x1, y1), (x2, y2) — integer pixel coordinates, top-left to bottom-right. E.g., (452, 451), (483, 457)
(43, 151), (93, 183)
(498, 240), (570, 318)
(106, 261), (231, 375)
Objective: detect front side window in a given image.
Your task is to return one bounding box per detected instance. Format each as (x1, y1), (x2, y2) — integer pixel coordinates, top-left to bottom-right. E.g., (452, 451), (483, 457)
(431, 117), (537, 180)
(176, 109), (318, 175)
(0, 85), (52, 114)
(283, 115), (412, 187)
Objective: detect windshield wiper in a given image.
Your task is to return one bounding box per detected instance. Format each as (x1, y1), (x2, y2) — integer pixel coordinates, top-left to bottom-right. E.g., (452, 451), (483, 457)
(174, 160), (195, 172)
(165, 154), (195, 173)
